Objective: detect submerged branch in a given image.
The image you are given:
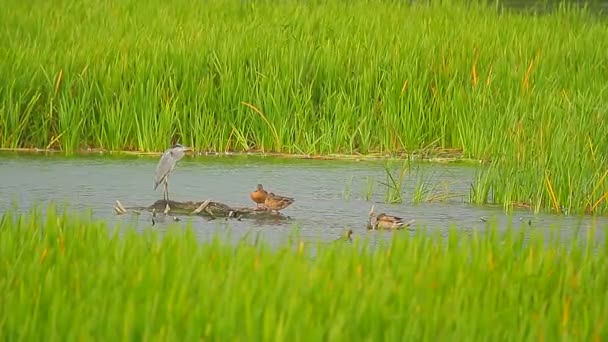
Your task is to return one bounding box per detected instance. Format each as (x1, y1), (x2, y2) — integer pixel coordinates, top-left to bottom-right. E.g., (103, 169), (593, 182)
(114, 199), (291, 221)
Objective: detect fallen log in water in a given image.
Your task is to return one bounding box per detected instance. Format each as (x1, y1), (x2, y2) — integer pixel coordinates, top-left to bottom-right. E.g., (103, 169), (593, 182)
(113, 199), (292, 221)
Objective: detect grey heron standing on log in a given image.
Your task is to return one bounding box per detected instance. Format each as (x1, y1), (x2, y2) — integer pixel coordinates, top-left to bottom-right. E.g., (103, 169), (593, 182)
(154, 144), (192, 201)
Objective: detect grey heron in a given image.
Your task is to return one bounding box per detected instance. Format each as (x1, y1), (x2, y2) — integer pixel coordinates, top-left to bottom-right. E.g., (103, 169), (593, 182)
(154, 144), (192, 201)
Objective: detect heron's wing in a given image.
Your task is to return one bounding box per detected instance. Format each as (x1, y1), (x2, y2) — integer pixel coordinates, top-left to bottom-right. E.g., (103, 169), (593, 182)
(154, 151), (175, 189)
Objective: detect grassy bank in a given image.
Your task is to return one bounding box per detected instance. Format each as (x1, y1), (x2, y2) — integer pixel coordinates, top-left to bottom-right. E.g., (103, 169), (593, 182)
(1, 0), (608, 213)
(1, 206), (607, 340)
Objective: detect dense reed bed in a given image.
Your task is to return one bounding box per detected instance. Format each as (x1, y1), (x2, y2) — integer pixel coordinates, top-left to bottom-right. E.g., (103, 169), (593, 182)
(1, 205), (607, 340)
(1, 0), (608, 213)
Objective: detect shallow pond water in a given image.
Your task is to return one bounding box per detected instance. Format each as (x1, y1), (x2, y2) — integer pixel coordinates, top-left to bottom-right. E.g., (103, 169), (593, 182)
(0, 153), (606, 246)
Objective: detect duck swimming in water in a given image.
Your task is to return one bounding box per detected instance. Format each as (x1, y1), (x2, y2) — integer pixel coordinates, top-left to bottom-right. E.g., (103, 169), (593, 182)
(367, 205), (415, 230)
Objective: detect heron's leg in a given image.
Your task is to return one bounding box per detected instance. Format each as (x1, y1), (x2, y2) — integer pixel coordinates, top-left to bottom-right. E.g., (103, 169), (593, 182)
(164, 178), (169, 202)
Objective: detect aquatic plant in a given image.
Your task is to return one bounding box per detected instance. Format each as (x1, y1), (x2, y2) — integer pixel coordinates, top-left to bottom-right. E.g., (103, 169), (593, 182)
(363, 175), (376, 202)
(380, 161), (411, 203)
(1, 0), (608, 213)
(342, 175), (354, 201)
(411, 170), (458, 203)
(1, 205), (607, 340)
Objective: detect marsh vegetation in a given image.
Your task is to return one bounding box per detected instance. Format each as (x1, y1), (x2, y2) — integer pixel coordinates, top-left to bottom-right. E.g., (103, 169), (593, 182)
(1, 206), (606, 340)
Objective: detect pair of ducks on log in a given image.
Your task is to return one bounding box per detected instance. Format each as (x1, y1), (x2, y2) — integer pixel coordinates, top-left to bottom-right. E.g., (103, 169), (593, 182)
(249, 184), (295, 214)
(250, 184), (415, 230)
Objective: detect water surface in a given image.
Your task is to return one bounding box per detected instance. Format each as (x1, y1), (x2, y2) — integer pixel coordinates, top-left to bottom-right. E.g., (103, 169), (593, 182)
(0, 153), (606, 246)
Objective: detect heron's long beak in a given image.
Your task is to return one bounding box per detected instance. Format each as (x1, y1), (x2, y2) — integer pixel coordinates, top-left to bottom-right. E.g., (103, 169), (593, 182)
(183, 146), (193, 152)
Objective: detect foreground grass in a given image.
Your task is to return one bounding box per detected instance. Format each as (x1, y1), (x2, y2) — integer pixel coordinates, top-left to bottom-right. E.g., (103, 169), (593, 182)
(1, 0), (608, 214)
(1, 206), (607, 340)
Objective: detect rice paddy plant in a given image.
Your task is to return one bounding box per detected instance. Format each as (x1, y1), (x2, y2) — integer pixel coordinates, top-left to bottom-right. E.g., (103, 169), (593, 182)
(1, 0), (608, 213)
(1, 205), (608, 340)
(472, 102), (608, 214)
(0, 0), (604, 155)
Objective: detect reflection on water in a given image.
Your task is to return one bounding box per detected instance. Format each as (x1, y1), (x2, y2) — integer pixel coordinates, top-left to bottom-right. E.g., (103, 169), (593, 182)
(0, 153), (606, 246)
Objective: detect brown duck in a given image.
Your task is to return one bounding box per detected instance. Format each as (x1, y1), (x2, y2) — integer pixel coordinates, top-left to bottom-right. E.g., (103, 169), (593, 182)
(367, 205), (415, 230)
(264, 192), (295, 214)
(250, 184), (268, 209)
